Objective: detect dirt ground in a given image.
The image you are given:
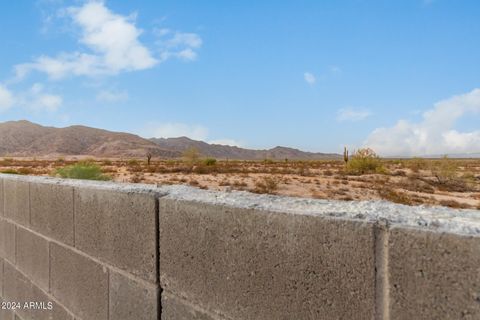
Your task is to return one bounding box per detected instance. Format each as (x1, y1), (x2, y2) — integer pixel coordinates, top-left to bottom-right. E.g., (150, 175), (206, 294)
(1, 157), (479, 210)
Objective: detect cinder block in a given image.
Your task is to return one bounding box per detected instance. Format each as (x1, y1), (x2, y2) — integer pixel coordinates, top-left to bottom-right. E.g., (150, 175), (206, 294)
(3, 262), (73, 320)
(159, 199), (376, 320)
(0, 297), (15, 320)
(161, 291), (216, 320)
(0, 219), (16, 263)
(74, 188), (157, 283)
(16, 227), (49, 291)
(388, 227), (480, 320)
(3, 180), (29, 226)
(50, 242), (108, 320)
(109, 271), (158, 320)
(0, 178), (4, 216)
(30, 183), (74, 245)
(0, 258), (3, 296)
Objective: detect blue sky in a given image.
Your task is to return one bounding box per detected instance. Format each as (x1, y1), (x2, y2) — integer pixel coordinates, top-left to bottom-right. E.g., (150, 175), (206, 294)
(0, 0), (479, 156)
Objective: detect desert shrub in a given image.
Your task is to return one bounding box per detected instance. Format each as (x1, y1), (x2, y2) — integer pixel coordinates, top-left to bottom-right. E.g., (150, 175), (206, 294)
(346, 148), (384, 175)
(438, 199), (470, 209)
(203, 158), (217, 166)
(130, 173), (143, 183)
(378, 189), (413, 206)
(55, 162), (110, 181)
(405, 157), (428, 172)
(431, 156), (457, 183)
(253, 176), (280, 194)
(183, 147), (201, 164)
(17, 167), (34, 175)
(102, 159), (112, 166)
(127, 159), (139, 166)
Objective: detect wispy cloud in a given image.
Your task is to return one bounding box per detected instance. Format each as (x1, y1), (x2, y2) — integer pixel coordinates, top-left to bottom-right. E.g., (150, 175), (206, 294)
(304, 72), (316, 85)
(365, 88), (480, 156)
(0, 85), (14, 111)
(209, 139), (242, 147)
(20, 83), (63, 112)
(144, 122), (209, 140)
(142, 122), (242, 146)
(155, 28), (203, 61)
(96, 89), (128, 103)
(337, 107), (371, 122)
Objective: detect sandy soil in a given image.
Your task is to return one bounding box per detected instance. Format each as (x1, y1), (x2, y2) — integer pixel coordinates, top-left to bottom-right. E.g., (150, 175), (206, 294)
(1, 157), (479, 210)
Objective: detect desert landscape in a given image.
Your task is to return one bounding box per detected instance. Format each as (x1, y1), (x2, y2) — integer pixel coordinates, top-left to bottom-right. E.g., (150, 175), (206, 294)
(1, 121), (479, 210)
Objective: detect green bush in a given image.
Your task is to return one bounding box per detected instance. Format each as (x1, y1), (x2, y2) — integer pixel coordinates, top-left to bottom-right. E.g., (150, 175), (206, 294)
(54, 162), (111, 181)
(0, 169), (19, 174)
(432, 156), (456, 183)
(203, 158), (217, 166)
(346, 148), (384, 175)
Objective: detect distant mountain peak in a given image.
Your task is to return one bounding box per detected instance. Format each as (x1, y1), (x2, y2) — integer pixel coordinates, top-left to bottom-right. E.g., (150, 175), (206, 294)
(0, 120), (341, 159)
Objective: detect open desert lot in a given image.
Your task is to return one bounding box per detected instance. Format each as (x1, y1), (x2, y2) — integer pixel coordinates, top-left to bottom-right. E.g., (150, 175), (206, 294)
(1, 156), (479, 210)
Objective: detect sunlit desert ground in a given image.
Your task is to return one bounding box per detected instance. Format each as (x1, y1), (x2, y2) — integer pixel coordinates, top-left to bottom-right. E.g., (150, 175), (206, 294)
(1, 157), (479, 210)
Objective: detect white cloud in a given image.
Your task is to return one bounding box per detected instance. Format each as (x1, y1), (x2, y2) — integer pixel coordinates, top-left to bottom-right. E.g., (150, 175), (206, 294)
(96, 89), (128, 102)
(16, 1), (157, 80)
(329, 65), (342, 76)
(304, 72), (316, 85)
(19, 83), (63, 112)
(0, 85), (14, 111)
(33, 94), (63, 111)
(365, 88), (480, 156)
(142, 122), (241, 146)
(208, 139), (242, 147)
(337, 107), (371, 122)
(13, 1), (202, 81)
(146, 122), (209, 140)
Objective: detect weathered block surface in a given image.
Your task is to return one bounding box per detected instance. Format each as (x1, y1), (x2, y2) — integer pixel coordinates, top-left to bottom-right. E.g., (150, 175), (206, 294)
(30, 183), (74, 245)
(388, 227), (480, 320)
(0, 258), (4, 295)
(3, 262), (73, 320)
(160, 199), (376, 320)
(161, 291), (217, 320)
(109, 271), (158, 320)
(50, 243), (108, 320)
(74, 188), (158, 283)
(0, 297), (15, 320)
(0, 219), (16, 263)
(3, 180), (29, 226)
(0, 178), (4, 216)
(16, 227), (50, 291)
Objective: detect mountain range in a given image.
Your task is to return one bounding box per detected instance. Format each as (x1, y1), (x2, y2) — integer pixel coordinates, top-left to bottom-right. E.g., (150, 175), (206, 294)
(0, 120), (341, 160)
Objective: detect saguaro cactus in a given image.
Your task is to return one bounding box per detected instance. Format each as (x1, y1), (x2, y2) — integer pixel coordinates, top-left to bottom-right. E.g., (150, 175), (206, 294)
(343, 147), (349, 165)
(146, 152), (152, 166)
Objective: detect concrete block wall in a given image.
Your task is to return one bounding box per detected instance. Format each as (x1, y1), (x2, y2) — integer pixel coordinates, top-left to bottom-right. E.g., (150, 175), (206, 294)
(1, 174), (479, 320)
(0, 175), (161, 320)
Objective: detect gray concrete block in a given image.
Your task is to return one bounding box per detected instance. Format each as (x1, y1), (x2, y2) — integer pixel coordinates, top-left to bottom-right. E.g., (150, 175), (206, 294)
(3, 262), (73, 320)
(388, 227), (480, 320)
(159, 199), (376, 320)
(0, 219), (16, 263)
(3, 180), (29, 226)
(0, 258), (3, 296)
(30, 183), (74, 246)
(74, 188), (157, 283)
(161, 291), (217, 320)
(0, 297), (15, 320)
(16, 227), (49, 291)
(0, 178), (4, 217)
(50, 242), (108, 320)
(109, 271), (158, 320)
